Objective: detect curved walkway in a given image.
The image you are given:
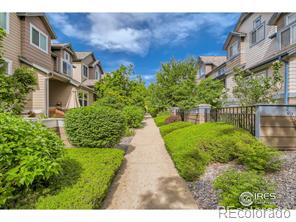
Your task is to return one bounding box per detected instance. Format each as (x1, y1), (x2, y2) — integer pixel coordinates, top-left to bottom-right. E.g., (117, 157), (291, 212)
(103, 115), (198, 209)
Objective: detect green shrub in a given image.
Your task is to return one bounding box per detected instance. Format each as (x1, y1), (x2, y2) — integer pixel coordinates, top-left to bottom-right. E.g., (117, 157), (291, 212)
(122, 105), (144, 128)
(163, 123), (281, 181)
(0, 113), (64, 207)
(160, 121), (193, 136)
(93, 95), (125, 110)
(36, 148), (124, 209)
(10, 148), (124, 209)
(213, 170), (276, 208)
(65, 106), (126, 148)
(236, 142), (282, 172)
(154, 112), (170, 127)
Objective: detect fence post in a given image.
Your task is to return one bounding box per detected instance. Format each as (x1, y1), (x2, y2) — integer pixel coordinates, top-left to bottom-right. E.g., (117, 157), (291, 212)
(198, 104), (211, 123)
(255, 105), (261, 138)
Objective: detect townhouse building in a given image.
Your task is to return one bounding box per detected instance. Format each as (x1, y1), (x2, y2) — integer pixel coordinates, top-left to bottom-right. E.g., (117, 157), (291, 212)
(203, 13), (296, 106)
(0, 13), (104, 116)
(197, 56), (226, 82)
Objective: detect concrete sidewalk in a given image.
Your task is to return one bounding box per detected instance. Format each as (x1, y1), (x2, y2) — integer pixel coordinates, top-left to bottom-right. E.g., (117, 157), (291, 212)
(103, 115), (198, 209)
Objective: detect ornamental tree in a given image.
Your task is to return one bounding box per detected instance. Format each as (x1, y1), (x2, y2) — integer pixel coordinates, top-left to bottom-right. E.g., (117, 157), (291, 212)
(233, 61), (283, 106)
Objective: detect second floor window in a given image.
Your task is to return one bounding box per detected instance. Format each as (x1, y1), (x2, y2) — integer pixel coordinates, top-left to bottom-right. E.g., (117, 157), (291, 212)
(280, 23), (296, 49)
(229, 40), (239, 58)
(218, 66), (226, 76)
(82, 64), (89, 78)
(0, 13), (9, 33)
(251, 17), (265, 45)
(64, 51), (70, 62)
(30, 24), (48, 53)
(286, 13), (296, 26)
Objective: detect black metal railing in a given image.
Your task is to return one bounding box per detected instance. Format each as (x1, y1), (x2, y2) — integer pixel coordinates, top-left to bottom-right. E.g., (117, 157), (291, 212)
(210, 106), (256, 135)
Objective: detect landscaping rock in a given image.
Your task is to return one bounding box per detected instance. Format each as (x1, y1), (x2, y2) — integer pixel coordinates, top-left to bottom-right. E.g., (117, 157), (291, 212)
(187, 161), (244, 209)
(115, 136), (134, 152)
(265, 151), (296, 209)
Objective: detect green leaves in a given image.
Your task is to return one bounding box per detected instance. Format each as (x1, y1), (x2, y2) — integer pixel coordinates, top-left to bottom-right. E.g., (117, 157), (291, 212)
(0, 113), (64, 208)
(233, 61), (283, 106)
(64, 106), (126, 148)
(122, 106), (144, 128)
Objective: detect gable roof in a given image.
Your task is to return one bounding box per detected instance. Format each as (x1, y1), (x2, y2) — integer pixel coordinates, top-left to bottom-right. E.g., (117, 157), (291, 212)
(51, 43), (76, 55)
(268, 13), (285, 25)
(198, 56), (227, 67)
(73, 52), (96, 63)
(16, 13), (57, 39)
(222, 13), (251, 49)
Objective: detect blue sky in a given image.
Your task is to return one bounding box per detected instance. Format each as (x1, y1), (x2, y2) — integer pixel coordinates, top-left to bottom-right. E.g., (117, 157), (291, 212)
(48, 13), (240, 85)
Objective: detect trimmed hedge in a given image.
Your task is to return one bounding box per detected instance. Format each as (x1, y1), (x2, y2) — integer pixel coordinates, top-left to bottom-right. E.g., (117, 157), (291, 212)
(122, 106), (144, 128)
(0, 113), (64, 207)
(214, 170), (276, 208)
(65, 106), (126, 148)
(154, 112), (170, 127)
(163, 123), (281, 181)
(11, 148), (124, 209)
(36, 148), (124, 209)
(159, 121), (193, 136)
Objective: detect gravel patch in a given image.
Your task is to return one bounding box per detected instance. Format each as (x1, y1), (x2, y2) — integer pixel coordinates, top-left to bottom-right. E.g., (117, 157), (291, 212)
(265, 151), (296, 209)
(187, 161), (244, 209)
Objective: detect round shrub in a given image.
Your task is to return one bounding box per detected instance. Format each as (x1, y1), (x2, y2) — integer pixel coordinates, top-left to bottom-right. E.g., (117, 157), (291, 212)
(122, 106), (144, 128)
(65, 106), (126, 148)
(0, 113), (64, 207)
(93, 96), (125, 110)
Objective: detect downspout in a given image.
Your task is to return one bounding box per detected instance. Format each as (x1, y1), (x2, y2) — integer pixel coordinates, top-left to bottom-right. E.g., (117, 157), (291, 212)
(284, 61), (289, 105)
(278, 55), (289, 105)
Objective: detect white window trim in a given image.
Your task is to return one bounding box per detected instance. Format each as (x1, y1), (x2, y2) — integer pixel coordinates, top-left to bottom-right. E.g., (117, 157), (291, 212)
(78, 91), (89, 107)
(285, 13), (296, 26)
(0, 13), (9, 34)
(279, 23), (296, 49)
(60, 58), (73, 76)
(3, 58), (13, 75)
(229, 40), (239, 59)
(82, 64), (89, 78)
(64, 51), (70, 62)
(30, 23), (49, 54)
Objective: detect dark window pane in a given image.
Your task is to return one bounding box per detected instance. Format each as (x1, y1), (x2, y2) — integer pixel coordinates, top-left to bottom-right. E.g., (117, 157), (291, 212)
(281, 28), (291, 48)
(32, 28), (39, 46)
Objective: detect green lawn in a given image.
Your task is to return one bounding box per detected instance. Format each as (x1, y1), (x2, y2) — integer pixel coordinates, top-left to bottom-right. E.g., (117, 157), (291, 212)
(13, 148), (124, 209)
(159, 121), (193, 136)
(154, 112), (170, 127)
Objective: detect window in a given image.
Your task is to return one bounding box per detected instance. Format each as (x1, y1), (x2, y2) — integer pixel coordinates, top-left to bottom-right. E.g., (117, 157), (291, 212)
(82, 64), (89, 78)
(0, 58), (13, 75)
(199, 64), (205, 76)
(61, 51), (72, 75)
(229, 41), (239, 58)
(280, 24), (296, 49)
(251, 17), (265, 45)
(286, 13), (296, 26)
(30, 24), (48, 53)
(64, 51), (70, 62)
(0, 13), (9, 33)
(78, 91), (88, 107)
(218, 66), (226, 76)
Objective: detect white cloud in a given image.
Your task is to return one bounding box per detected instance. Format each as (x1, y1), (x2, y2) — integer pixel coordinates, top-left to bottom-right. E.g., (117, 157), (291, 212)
(48, 13), (239, 56)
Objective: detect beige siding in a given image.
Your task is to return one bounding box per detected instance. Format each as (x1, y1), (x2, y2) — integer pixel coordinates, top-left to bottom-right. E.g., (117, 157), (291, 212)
(225, 73), (236, 98)
(73, 62), (82, 82)
(21, 16), (52, 70)
(238, 13), (277, 69)
(2, 13), (21, 72)
(24, 70), (47, 114)
(288, 56), (296, 93)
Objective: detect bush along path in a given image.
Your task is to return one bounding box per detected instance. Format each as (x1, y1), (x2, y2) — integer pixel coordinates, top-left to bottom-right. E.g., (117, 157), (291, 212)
(103, 115), (198, 209)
